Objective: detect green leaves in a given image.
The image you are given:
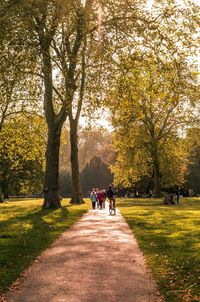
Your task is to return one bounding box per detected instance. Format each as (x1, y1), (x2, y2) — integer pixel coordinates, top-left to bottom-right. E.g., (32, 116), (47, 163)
(0, 116), (46, 196)
(107, 50), (199, 189)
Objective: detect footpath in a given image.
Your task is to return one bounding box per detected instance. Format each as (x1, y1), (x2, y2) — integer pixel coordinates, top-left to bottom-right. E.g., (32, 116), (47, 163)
(2, 204), (163, 302)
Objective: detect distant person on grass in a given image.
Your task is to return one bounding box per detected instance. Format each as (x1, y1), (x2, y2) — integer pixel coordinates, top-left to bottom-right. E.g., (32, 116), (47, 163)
(175, 189), (180, 204)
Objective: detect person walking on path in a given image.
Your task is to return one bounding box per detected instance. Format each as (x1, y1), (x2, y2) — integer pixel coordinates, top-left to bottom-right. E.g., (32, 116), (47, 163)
(90, 188), (97, 210)
(96, 188), (99, 208)
(97, 189), (104, 209)
(102, 189), (106, 208)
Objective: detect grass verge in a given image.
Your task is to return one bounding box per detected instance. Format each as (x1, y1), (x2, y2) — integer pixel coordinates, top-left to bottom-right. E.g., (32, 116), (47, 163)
(0, 198), (90, 293)
(117, 197), (200, 302)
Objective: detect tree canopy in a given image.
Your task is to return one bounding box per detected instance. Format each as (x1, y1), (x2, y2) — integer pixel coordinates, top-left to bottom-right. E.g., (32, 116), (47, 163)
(106, 50), (199, 195)
(0, 0), (200, 202)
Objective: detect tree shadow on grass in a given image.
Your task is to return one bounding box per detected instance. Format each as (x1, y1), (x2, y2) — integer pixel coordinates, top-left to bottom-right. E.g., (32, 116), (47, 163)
(118, 198), (200, 210)
(125, 215), (200, 302)
(118, 198), (162, 207)
(0, 206), (70, 293)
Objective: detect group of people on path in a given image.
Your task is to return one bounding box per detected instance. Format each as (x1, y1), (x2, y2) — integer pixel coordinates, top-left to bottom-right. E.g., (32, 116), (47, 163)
(90, 184), (116, 210)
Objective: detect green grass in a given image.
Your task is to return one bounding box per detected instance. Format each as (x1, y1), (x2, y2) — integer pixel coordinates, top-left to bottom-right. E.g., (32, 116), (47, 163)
(0, 198), (90, 293)
(117, 198), (200, 302)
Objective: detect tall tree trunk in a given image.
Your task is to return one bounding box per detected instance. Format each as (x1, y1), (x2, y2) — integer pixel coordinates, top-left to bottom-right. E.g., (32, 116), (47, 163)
(0, 186), (3, 203)
(43, 126), (62, 208)
(39, 35), (67, 208)
(70, 121), (84, 204)
(2, 171), (9, 199)
(151, 144), (161, 197)
(153, 158), (161, 197)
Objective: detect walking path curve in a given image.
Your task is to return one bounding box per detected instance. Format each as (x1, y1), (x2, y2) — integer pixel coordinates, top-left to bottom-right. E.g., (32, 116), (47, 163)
(2, 204), (163, 302)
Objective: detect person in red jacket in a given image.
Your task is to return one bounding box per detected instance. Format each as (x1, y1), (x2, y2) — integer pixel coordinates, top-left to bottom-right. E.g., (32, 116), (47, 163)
(102, 189), (106, 208)
(97, 190), (104, 209)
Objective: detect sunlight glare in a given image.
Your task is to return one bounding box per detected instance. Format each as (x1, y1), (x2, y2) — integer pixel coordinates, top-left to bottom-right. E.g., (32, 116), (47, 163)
(81, 0), (86, 7)
(146, 0), (154, 10)
(98, 1), (103, 41)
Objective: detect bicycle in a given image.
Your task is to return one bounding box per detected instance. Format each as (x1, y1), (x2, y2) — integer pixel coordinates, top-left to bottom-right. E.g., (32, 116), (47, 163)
(109, 198), (116, 215)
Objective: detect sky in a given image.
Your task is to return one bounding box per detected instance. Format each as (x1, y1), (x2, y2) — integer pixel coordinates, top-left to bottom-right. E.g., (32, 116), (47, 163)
(80, 109), (113, 131)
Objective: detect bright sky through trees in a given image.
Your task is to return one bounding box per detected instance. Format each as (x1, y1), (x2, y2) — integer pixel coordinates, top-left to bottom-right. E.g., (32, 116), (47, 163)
(146, 0), (154, 9)
(147, 0), (200, 8)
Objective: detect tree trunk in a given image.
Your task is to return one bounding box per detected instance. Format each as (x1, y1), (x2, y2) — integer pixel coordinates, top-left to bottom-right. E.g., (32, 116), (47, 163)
(43, 126), (62, 208)
(150, 139), (161, 197)
(0, 171), (4, 202)
(0, 186), (3, 203)
(153, 158), (161, 197)
(151, 144), (161, 197)
(2, 171), (9, 199)
(70, 122), (84, 204)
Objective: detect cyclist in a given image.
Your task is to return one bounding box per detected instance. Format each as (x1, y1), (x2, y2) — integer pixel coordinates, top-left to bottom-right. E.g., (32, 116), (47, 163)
(107, 184), (116, 213)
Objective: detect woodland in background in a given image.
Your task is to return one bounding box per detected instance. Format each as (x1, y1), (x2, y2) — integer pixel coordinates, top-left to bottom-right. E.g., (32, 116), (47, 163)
(2, 116), (200, 198)
(0, 123), (114, 197)
(59, 127), (114, 196)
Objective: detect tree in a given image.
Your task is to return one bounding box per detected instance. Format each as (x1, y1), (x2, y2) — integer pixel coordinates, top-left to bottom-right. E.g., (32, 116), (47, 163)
(7, 0), (88, 206)
(2, 0), (199, 204)
(19, 0), (105, 205)
(59, 171), (72, 198)
(59, 126), (115, 172)
(185, 127), (200, 195)
(78, 127), (115, 170)
(0, 1), (41, 201)
(108, 53), (199, 196)
(59, 126), (115, 196)
(101, 0), (199, 195)
(0, 115), (46, 198)
(80, 156), (113, 195)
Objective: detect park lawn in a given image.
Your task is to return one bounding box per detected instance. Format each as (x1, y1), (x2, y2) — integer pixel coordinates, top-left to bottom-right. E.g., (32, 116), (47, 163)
(117, 198), (200, 302)
(0, 198), (90, 293)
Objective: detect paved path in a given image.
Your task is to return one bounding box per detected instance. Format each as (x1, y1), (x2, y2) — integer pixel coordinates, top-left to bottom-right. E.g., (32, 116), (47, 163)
(2, 204), (163, 302)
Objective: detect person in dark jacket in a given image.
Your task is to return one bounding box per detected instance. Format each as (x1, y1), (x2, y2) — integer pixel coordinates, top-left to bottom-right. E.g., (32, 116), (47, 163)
(107, 185), (116, 208)
(175, 189), (180, 204)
